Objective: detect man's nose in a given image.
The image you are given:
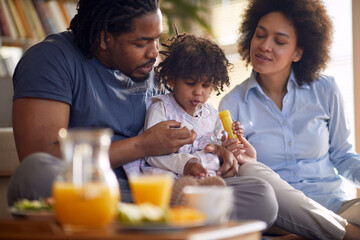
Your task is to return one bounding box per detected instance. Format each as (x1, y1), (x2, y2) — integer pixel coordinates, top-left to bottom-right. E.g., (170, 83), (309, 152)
(146, 40), (159, 59)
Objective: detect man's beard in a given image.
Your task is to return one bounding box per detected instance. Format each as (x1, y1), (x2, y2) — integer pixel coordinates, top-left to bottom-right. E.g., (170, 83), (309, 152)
(130, 74), (151, 83)
(129, 59), (156, 83)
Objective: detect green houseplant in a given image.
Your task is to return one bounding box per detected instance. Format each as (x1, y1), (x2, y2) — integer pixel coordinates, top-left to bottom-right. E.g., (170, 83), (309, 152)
(160, 0), (213, 36)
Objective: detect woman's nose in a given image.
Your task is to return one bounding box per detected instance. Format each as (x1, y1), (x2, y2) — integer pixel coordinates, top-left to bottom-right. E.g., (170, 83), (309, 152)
(259, 38), (272, 52)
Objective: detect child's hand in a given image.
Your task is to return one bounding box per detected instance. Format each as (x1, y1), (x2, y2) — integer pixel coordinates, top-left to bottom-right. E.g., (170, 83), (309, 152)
(183, 159), (207, 178)
(232, 121), (244, 137)
(220, 121), (244, 142)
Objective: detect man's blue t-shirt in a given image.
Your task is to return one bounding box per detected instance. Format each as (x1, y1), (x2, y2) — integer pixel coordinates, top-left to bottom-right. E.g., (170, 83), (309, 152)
(13, 31), (158, 178)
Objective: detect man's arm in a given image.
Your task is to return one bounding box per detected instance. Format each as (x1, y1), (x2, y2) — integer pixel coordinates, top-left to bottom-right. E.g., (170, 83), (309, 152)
(109, 121), (196, 168)
(13, 98), (70, 161)
(109, 98), (197, 168)
(13, 98), (197, 167)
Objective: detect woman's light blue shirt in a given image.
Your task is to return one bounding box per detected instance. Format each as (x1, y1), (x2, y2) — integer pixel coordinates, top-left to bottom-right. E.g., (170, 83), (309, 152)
(219, 70), (360, 212)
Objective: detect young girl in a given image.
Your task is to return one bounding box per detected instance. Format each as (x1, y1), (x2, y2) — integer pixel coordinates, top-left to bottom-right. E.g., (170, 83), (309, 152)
(140, 33), (235, 179)
(123, 33), (243, 205)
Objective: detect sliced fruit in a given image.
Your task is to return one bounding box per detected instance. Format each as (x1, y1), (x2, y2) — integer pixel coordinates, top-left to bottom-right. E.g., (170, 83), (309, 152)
(167, 207), (206, 225)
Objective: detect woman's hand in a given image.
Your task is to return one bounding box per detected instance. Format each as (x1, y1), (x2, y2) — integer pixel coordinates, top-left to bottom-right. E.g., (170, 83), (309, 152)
(222, 135), (257, 165)
(204, 144), (238, 178)
(222, 121), (257, 165)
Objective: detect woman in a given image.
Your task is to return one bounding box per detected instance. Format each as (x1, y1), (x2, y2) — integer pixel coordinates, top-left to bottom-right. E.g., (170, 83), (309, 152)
(219, 0), (360, 238)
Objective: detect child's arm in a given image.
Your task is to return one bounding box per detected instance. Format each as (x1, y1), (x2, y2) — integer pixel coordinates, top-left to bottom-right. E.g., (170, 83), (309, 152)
(145, 152), (206, 177)
(144, 100), (206, 177)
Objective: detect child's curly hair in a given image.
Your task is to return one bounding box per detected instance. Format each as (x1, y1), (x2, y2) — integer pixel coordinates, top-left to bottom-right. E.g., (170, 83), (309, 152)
(155, 33), (232, 95)
(238, 0), (333, 85)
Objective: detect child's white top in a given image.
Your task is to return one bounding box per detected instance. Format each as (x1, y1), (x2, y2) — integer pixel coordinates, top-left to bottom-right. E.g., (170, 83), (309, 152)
(141, 93), (223, 178)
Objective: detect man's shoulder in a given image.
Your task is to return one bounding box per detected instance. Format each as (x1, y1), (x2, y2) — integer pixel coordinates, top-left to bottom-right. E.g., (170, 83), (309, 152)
(13, 32), (85, 104)
(43, 31), (74, 45)
(24, 31), (78, 59)
(43, 31), (80, 55)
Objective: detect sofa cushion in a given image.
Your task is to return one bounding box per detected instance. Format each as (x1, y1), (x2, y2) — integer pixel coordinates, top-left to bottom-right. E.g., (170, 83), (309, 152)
(0, 77), (13, 128)
(0, 128), (19, 176)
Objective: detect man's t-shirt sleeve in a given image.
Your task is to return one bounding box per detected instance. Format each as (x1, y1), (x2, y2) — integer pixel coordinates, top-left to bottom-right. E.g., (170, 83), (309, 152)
(13, 41), (73, 105)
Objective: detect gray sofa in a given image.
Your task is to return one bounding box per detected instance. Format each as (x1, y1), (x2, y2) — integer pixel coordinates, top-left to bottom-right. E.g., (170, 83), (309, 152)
(0, 128), (18, 219)
(0, 77), (18, 219)
(0, 77), (12, 128)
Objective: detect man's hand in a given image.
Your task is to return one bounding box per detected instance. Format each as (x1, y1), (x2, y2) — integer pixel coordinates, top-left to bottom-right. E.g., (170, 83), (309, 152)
(183, 159), (207, 177)
(204, 144), (238, 178)
(141, 120), (196, 157)
(110, 120), (196, 168)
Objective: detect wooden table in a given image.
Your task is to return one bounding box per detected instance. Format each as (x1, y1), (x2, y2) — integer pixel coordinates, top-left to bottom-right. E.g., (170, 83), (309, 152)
(0, 219), (266, 240)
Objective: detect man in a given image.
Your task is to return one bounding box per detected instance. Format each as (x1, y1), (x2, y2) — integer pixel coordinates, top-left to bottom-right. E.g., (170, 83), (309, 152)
(8, 0), (277, 227)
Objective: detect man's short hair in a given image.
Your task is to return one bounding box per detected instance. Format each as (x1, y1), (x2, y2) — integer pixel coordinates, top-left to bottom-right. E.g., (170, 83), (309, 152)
(69, 0), (159, 58)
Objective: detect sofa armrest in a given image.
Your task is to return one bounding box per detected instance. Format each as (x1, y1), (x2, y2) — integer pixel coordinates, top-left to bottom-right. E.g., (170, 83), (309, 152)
(0, 128), (19, 176)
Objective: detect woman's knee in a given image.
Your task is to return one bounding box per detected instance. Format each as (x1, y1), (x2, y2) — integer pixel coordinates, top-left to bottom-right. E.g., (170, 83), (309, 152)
(248, 177), (279, 227)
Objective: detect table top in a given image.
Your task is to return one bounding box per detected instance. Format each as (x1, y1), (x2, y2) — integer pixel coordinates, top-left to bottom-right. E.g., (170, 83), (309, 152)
(0, 219), (266, 240)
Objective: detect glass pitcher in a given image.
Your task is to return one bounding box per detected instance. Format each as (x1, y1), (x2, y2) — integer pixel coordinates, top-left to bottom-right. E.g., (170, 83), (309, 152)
(52, 128), (120, 232)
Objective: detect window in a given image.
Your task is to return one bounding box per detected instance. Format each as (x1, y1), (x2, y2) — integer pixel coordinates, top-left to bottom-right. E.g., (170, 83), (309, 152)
(208, 0), (251, 108)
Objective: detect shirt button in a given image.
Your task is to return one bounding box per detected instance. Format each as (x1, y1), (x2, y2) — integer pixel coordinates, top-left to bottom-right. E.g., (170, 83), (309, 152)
(293, 171), (296, 176)
(288, 141), (292, 146)
(283, 121), (287, 125)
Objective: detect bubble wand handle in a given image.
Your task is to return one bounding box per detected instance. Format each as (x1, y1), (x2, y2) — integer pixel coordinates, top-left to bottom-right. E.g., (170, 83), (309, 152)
(219, 110), (240, 142)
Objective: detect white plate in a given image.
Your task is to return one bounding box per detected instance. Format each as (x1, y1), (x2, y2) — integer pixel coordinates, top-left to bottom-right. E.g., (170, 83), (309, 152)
(10, 207), (55, 220)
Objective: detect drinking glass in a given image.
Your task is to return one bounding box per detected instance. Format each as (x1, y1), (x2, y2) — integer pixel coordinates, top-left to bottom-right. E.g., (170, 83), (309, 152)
(129, 174), (173, 209)
(183, 186), (234, 224)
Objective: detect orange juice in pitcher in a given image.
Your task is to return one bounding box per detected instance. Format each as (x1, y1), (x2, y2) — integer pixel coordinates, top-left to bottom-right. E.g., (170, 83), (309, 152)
(53, 182), (119, 229)
(54, 128), (120, 231)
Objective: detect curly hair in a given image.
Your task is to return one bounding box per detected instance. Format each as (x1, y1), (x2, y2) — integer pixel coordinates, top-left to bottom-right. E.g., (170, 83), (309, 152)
(155, 34), (232, 96)
(69, 0), (159, 58)
(238, 0), (333, 85)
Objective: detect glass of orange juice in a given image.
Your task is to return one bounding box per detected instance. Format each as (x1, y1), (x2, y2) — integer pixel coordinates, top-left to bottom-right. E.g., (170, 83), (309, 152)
(54, 128), (120, 232)
(129, 174), (173, 209)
